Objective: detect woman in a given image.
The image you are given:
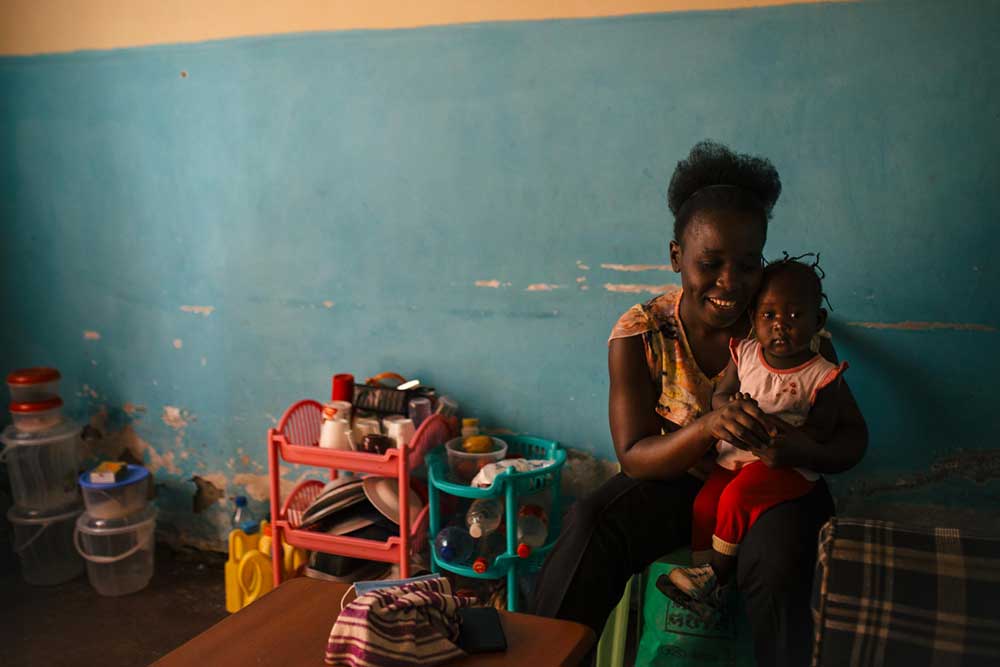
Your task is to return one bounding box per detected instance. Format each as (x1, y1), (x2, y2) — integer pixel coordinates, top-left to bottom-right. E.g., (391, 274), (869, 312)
(532, 141), (868, 667)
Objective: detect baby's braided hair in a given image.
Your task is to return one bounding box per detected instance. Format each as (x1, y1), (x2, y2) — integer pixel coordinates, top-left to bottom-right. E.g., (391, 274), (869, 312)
(758, 252), (832, 311)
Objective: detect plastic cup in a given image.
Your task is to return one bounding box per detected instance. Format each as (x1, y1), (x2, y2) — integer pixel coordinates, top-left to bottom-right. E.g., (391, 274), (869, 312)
(331, 374), (355, 402)
(384, 416), (415, 448)
(407, 397), (432, 427)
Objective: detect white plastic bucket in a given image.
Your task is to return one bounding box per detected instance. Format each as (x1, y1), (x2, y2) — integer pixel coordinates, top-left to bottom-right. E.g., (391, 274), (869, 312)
(1, 422), (81, 512)
(75, 506), (156, 596)
(8, 504), (85, 586)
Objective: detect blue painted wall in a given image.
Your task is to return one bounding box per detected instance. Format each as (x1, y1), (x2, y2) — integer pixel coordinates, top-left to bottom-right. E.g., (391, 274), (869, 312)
(2, 0), (998, 545)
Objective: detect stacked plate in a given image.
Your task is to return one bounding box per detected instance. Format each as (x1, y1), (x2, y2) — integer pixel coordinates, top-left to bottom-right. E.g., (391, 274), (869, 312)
(297, 476), (424, 582)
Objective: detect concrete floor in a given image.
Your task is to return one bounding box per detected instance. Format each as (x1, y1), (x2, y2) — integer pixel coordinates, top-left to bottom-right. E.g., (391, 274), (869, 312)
(2, 544), (228, 667)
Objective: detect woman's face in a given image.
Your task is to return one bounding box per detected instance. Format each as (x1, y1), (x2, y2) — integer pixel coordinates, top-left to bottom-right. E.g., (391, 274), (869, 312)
(669, 209), (766, 330)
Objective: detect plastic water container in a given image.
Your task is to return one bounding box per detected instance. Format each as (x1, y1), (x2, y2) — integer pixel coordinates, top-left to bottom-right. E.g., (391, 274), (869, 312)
(75, 506), (157, 596)
(9, 397), (65, 434)
(6, 367), (61, 403)
(1, 422), (81, 512)
(79, 464), (150, 520)
(444, 436), (508, 483)
(7, 504), (85, 585)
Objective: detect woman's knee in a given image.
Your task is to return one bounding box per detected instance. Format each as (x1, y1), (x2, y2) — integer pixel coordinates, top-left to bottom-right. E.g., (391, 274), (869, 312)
(738, 506), (820, 593)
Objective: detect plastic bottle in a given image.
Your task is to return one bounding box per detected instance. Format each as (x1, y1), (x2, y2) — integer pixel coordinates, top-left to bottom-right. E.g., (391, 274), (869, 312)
(461, 418), (480, 438)
(435, 396), (459, 417)
(516, 505), (548, 558)
(466, 498), (502, 539)
(232, 496), (259, 534)
(472, 530), (506, 574)
(435, 526), (474, 564)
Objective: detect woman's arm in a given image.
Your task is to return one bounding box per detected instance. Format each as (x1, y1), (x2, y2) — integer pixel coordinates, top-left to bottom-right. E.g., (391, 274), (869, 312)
(609, 336), (772, 480)
(711, 361), (741, 410)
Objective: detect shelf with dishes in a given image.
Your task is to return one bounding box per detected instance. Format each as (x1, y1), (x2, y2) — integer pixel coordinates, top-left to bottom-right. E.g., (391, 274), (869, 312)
(274, 478), (429, 565)
(266, 399), (457, 584)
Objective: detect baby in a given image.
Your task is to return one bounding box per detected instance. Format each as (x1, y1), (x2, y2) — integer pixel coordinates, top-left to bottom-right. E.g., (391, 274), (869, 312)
(658, 256), (849, 620)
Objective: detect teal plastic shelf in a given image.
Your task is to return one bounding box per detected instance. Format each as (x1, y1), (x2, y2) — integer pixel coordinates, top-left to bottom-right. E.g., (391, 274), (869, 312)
(426, 434), (566, 611)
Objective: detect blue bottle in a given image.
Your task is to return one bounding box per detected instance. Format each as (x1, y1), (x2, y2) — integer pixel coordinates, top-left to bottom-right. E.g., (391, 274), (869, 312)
(435, 526), (474, 563)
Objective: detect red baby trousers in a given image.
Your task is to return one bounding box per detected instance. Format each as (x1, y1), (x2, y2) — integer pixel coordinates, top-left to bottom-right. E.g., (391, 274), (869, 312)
(692, 462), (815, 557)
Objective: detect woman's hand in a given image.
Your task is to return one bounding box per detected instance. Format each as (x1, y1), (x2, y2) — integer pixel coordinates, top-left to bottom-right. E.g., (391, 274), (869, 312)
(701, 398), (772, 450)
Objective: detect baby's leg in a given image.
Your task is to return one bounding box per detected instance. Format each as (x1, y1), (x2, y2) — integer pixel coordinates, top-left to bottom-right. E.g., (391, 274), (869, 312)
(712, 462), (815, 564)
(691, 465), (736, 564)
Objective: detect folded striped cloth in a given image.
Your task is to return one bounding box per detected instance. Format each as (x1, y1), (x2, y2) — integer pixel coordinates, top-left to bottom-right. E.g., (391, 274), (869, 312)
(325, 576), (472, 666)
(811, 517), (1000, 667)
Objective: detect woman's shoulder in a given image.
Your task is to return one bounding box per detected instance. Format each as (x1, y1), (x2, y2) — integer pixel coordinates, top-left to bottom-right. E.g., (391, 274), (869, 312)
(608, 288), (682, 343)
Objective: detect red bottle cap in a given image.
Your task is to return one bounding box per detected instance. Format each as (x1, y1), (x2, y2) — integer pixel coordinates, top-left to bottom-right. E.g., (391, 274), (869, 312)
(331, 374), (354, 401)
(473, 557), (488, 574)
(517, 543), (531, 559)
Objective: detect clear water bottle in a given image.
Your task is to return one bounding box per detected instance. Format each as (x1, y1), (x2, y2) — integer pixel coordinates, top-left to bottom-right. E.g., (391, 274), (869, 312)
(466, 498), (502, 539)
(435, 526), (474, 563)
(232, 495), (259, 534)
(472, 530), (506, 574)
(516, 505), (548, 558)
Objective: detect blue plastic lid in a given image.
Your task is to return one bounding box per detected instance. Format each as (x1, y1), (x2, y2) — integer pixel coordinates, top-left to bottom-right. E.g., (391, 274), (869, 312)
(78, 464), (149, 490)
(235, 495), (247, 507)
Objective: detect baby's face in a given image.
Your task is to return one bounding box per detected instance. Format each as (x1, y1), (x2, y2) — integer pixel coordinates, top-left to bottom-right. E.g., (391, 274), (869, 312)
(753, 272), (822, 362)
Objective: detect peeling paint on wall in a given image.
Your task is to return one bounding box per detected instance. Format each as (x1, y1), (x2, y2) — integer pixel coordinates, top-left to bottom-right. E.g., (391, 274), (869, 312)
(322, 300), (335, 308)
(600, 263), (671, 272)
(179, 305), (215, 316)
(233, 471), (303, 502)
(603, 283), (679, 294)
(526, 283), (565, 291)
(122, 403), (147, 416)
(191, 474), (226, 512)
(162, 406), (191, 430)
(847, 448), (1000, 497)
(87, 408), (182, 475)
(576, 260), (590, 270)
(847, 321), (997, 332)
(475, 279), (511, 288)
(83, 330), (101, 340)
(172, 338), (184, 349)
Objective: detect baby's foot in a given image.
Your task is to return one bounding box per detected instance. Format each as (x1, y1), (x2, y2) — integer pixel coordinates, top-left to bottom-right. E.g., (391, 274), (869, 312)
(656, 564), (724, 622)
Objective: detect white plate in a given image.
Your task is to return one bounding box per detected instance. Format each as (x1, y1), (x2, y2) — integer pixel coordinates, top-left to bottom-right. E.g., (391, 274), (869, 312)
(361, 477), (423, 526)
(299, 493), (366, 528)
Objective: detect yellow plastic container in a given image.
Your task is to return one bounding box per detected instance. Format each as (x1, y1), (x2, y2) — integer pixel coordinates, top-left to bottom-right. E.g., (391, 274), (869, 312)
(225, 520), (307, 612)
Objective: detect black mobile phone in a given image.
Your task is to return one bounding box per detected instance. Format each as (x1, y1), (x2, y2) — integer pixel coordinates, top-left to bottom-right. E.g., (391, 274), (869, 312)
(457, 606), (508, 654)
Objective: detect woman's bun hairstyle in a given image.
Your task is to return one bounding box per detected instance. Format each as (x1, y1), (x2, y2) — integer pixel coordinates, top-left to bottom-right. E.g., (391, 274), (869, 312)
(668, 140), (782, 242)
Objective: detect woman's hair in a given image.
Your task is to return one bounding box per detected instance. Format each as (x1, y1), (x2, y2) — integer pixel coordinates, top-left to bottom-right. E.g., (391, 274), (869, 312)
(667, 140), (782, 242)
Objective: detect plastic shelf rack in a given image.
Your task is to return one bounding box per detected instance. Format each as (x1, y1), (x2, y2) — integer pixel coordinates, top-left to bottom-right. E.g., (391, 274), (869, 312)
(267, 400), (455, 585)
(426, 435), (566, 611)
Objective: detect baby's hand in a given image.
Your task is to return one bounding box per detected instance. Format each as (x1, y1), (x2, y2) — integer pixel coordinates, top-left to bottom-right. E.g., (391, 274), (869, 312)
(730, 392), (756, 405)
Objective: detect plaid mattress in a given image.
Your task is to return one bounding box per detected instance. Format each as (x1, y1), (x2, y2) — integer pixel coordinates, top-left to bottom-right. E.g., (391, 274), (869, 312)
(811, 517), (1000, 667)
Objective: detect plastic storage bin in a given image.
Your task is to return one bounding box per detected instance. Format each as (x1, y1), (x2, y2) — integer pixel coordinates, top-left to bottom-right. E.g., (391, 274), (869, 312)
(78, 464), (150, 520)
(6, 367), (61, 403)
(1, 421), (81, 512)
(9, 397), (64, 433)
(444, 436), (508, 483)
(7, 504), (85, 586)
(75, 506), (157, 596)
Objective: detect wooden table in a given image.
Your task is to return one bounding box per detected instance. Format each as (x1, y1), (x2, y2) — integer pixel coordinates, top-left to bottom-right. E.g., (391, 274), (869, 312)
(153, 577), (595, 666)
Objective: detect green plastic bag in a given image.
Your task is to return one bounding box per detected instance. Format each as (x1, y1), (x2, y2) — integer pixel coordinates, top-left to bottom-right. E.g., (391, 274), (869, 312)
(635, 559), (756, 667)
